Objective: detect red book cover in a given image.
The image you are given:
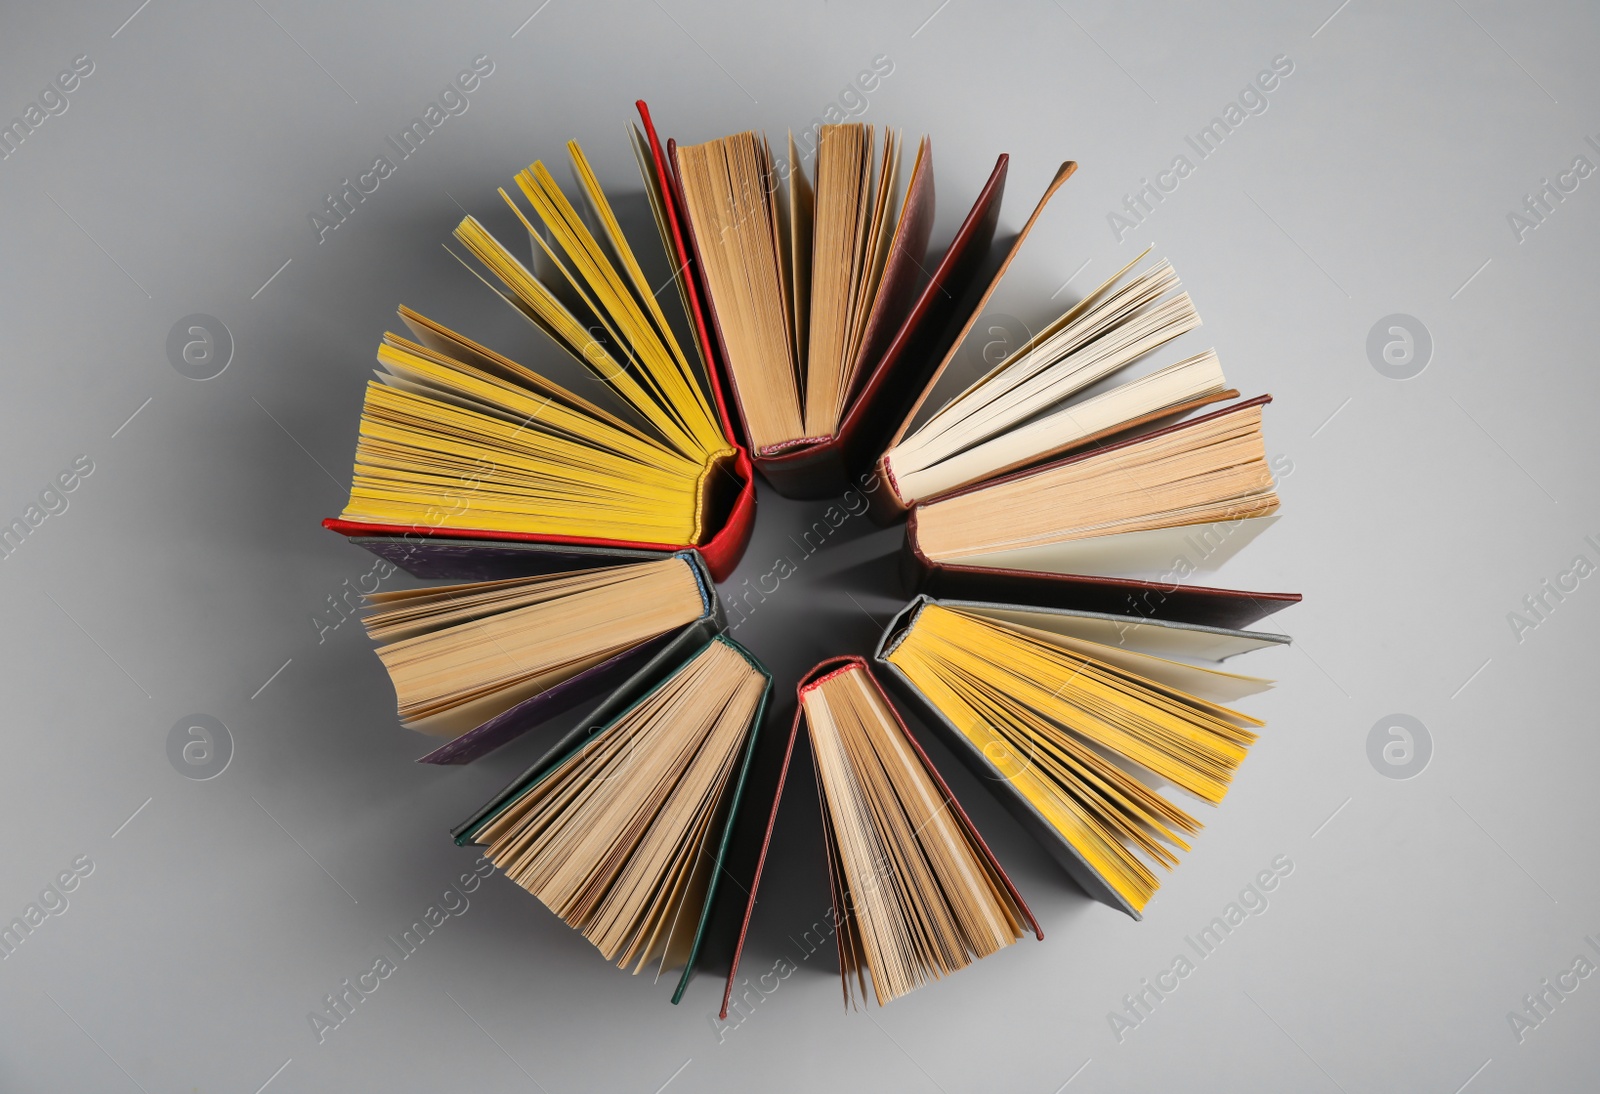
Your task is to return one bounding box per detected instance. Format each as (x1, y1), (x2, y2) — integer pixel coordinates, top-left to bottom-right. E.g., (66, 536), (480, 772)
(656, 102), (1011, 499)
(321, 104), (757, 584)
(754, 154), (1010, 498)
(901, 395), (1300, 629)
(718, 656), (1041, 1019)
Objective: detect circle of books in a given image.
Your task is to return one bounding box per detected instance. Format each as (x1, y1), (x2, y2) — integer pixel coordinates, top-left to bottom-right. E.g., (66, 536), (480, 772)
(325, 102), (1297, 1015)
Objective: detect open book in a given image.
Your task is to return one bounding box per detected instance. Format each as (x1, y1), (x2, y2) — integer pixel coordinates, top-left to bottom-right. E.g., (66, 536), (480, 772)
(762, 658), (1038, 1009)
(453, 647), (1040, 1014)
(877, 597), (1286, 917)
(361, 552), (721, 765)
(904, 396), (1283, 593)
(848, 162), (1298, 626)
(454, 635), (771, 1005)
(881, 258), (1230, 506)
(662, 113), (1009, 497)
(325, 134), (756, 582)
(873, 163), (1237, 515)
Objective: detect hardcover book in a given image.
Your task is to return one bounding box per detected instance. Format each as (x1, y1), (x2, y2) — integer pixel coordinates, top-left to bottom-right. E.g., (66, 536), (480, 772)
(875, 595), (1287, 917)
(851, 161), (1297, 623)
(654, 105), (1009, 497)
(325, 134), (756, 582)
(453, 634), (772, 1004)
(361, 551), (723, 765)
(454, 649), (1040, 1015)
(720, 657), (1040, 1015)
(902, 397), (1298, 626)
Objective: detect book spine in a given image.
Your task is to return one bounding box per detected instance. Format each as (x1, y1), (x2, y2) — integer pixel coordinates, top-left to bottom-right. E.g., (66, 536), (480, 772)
(676, 549), (716, 622)
(696, 448), (756, 583)
(865, 453), (909, 525)
(674, 664), (772, 1006)
(897, 511), (931, 598)
(873, 596), (928, 661)
(751, 438), (854, 500)
(872, 656), (1139, 919)
(858, 663), (1042, 940)
(719, 690), (804, 1020)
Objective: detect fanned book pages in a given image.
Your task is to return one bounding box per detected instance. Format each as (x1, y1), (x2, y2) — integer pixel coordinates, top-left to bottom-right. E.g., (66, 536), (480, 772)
(850, 162), (1298, 627)
(676, 124), (916, 448)
(876, 598), (1287, 917)
(361, 552), (722, 765)
(660, 111), (1009, 497)
(901, 387), (1297, 627)
(904, 395), (1282, 580)
(324, 137), (756, 582)
(882, 256), (1228, 507)
(872, 164), (1240, 516)
(455, 636), (771, 1005)
(799, 659), (1037, 1007)
(709, 658), (1039, 1017)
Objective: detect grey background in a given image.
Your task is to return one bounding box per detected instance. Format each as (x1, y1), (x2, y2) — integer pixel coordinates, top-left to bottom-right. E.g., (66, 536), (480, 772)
(1, 1), (1595, 1091)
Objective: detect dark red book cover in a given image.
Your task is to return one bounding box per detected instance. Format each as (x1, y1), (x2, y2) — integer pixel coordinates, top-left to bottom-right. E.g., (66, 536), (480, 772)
(718, 656), (1041, 1020)
(321, 103), (758, 584)
(901, 395), (1300, 629)
(656, 102), (1012, 499)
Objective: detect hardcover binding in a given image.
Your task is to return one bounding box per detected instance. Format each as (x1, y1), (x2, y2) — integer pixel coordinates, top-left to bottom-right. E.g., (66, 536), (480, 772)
(321, 437), (754, 585)
(899, 395), (1299, 629)
(874, 595), (1291, 915)
(868, 160), (1079, 523)
(657, 100), (1011, 499)
(757, 153), (1012, 498)
(902, 542), (1302, 630)
(452, 632), (773, 1008)
(635, 101), (746, 450)
(873, 596), (1142, 919)
(333, 533), (673, 583)
(415, 549), (725, 765)
(718, 656), (1041, 1020)
(323, 102), (759, 584)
